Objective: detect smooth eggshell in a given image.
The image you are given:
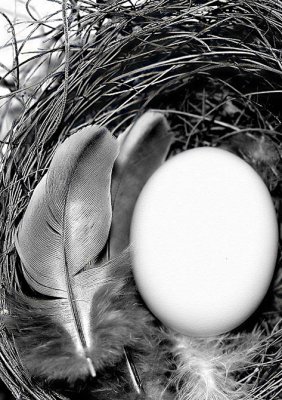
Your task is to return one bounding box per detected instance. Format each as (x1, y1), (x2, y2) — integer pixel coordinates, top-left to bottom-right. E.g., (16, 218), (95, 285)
(131, 147), (278, 337)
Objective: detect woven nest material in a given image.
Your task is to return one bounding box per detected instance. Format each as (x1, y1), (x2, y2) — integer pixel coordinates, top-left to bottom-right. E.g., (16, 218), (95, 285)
(0, 1), (282, 399)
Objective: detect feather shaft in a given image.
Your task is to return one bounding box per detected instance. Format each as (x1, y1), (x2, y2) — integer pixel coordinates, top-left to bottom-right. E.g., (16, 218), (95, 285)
(87, 358), (96, 378)
(124, 348), (142, 395)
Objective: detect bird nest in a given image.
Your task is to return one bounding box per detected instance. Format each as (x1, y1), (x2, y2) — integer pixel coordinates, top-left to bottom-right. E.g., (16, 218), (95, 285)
(0, 1), (282, 399)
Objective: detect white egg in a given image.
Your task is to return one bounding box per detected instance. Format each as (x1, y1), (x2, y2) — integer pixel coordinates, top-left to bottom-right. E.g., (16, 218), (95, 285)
(131, 147), (278, 336)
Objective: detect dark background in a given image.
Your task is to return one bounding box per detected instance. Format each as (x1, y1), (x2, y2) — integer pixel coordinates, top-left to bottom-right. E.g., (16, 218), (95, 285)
(0, 381), (13, 400)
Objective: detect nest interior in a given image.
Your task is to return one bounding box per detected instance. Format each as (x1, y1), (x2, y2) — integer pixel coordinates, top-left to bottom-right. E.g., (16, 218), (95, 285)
(0, 0), (282, 399)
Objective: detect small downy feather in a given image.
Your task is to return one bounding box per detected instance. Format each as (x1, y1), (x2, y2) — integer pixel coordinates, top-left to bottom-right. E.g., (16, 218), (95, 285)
(169, 331), (260, 400)
(109, 111), (173, 257)
(7, 125), (152, 382)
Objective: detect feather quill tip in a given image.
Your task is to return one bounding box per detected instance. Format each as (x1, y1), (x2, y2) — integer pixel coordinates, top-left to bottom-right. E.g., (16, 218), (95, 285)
(87, 357), (96, 378)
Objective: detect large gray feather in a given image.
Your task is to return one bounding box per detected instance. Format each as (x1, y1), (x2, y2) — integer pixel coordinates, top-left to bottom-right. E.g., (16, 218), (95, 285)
(14, 125), (119, 374)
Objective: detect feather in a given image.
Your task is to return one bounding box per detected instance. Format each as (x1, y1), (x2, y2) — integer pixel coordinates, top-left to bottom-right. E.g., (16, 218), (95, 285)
(109, 111), (173, 257)
(107, 110), (173, 392)
(8, 125), (152, 382)
(169, 331), (260, 400)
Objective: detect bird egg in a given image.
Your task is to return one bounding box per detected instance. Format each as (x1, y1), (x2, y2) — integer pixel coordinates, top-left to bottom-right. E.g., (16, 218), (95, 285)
(131, 147), (278, 336)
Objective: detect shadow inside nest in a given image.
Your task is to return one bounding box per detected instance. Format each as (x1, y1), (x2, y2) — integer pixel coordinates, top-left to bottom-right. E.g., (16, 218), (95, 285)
(0, 380), (14, 400)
